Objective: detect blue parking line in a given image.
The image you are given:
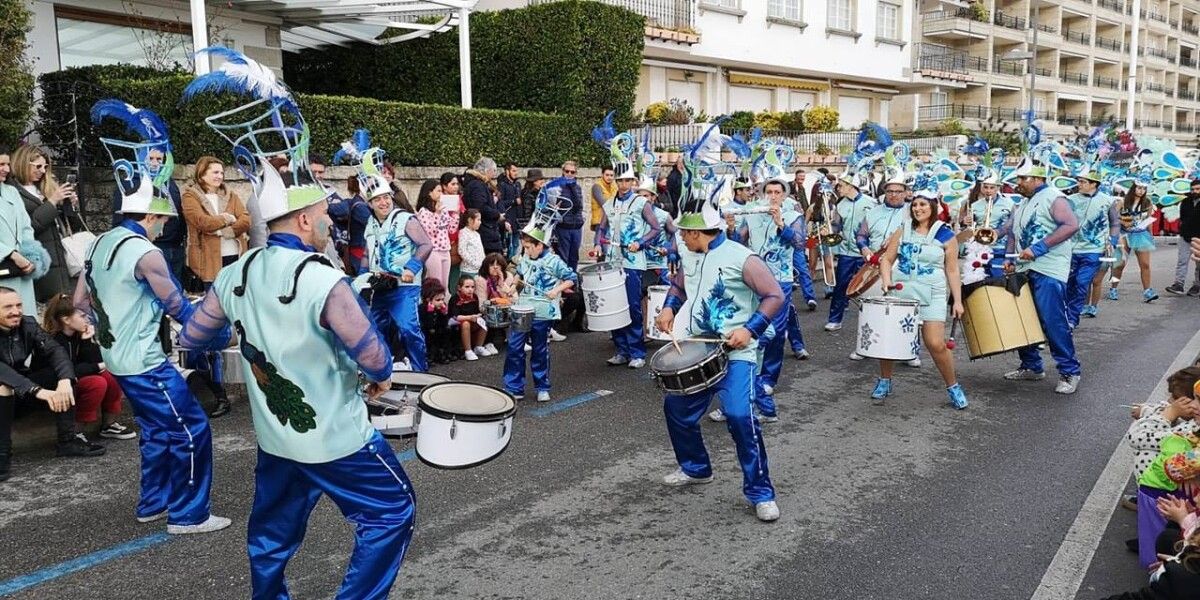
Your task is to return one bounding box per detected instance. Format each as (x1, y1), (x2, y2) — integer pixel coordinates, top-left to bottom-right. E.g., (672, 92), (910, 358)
(528, 390), (613, 418)
(396, 449), (416, 462)
(0, 532), (171, 596)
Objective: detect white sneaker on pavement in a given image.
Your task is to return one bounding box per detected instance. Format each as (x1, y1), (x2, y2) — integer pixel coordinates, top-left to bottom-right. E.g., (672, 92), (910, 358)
(1055, 374), (1081, 394)
(905, 357), (922, 368)
(755, 501), (780, 522)
(464, 350), (479, 361)
(473, 346), (489, 357)
(708, 409), (726, 422)
(167, 515), (232, 535)
(549, 328), (566, 342)
(1004, 368), (1045, 381)
(628, 358), (646, 369)
(848, 351), (864, 361)
(537, 391), (551, 402)
(662, 469), (714, 486)
(824, 322), (843, 332)
(607, 354), (629, 366)
(136, 510), (167, 524)
(483, 343), (498, 355)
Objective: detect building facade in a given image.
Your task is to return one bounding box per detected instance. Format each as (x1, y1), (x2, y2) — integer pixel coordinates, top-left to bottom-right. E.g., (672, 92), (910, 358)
(895, 0), (1200, 142)
(478, 0), (925, 129)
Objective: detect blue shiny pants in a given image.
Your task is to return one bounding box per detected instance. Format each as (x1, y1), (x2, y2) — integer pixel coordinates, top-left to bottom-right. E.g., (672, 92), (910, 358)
(664, 360), (774, 503)
(793, 249), (816, 303)
(114, 362), (213, 526)
(785, 301), (806, 353)
(1066, 253), (1101, 328)
(182, 348), (226, 399)
(371, 285), (427, 372)
(554, 228), (582, 271)
(828, 255), (864, 325)
(504, 320), (552, 394)
(248, 431), (415, 600)
(610, 268), (646, 360)
(1018, 271), (1081, 377)
(754, 282), (794, 418)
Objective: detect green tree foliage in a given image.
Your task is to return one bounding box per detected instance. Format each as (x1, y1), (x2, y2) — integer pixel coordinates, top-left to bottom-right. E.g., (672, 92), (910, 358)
(0, 0), (35, 143)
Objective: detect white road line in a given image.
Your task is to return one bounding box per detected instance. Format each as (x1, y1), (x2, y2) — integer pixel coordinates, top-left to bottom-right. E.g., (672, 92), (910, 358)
(1030, 327), (1200, 600)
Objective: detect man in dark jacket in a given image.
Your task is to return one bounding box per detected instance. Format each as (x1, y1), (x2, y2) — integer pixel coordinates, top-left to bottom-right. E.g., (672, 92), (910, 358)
(0, 286), (104, 480)
(554, 161), (585, 270)
(1166, 179), (1200, 296)
(665, 158), (684, 217)
(462, 157), (505, 254)
(497, 162), (522, 258)
(111, 149), (185, 280)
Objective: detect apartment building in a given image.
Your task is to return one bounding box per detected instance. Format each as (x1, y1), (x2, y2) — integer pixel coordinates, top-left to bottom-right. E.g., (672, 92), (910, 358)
(894, 0), (1200, 142)
(479, 0), (926, 128)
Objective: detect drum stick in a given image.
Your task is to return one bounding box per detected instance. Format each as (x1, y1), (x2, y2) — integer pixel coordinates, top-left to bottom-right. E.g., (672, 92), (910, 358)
(670, 330), (683, 354)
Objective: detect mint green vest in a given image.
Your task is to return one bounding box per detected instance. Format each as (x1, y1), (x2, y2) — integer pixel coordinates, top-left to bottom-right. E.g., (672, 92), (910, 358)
(515, 249), (573, 321)
(213, 247), (375, 463)
(85, 229), (167, 376)
(1014, 186), (1071, 282)
(970, 194), (1015, 247)
(367, 209), (421, 285)
(893, 220), (948, 310)
(1068, 192), (1116, 254)
(682, 237), (761, 362)
(862, 202), (908, 251)
(645, 206), (672, 269)
(745, 207), (802, 281)
(833, 195), (875, 257)
(603, 192), (650, 270)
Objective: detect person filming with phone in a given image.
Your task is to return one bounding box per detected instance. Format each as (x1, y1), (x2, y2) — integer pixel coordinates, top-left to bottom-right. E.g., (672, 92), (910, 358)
(7, 145), (84, 302)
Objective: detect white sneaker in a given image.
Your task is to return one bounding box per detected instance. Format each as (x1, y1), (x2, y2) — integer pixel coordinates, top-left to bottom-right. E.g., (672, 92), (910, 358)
(549, 328), (567, 342)
(824, 322), (843, 332)
(524, 343), (532, 352)
(606, 354), (629, 366)
(537, 391), (551, 402)
(755, 500), (780, 522)
(628, 358), (646, 369)
(1055, 374), (1081, 394)
(708, 409), (727, 422)
(483, 343), (498, 355)
(167, 515), (232, 535)
(761, 384), (774, 396)
(464, 350), (479, 361)
(757, 414), (780, 424)
(1004, 368), (1045, 381)
(848, 350), (864, 361)
(473, 346), (489, 357)
(904, 357), (922, 368)
(136, 510), (167, 524)
(393, 359), (412, 372)
(662, 468), (714, 486)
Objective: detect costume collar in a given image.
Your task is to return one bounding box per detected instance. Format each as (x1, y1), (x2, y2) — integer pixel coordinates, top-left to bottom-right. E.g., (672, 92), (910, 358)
(120, 220), (147, 236)
(267, 232), (316, 252)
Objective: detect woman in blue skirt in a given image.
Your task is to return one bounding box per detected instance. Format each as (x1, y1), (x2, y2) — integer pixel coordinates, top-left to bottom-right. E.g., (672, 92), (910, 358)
(1109, 181), (1159, 303)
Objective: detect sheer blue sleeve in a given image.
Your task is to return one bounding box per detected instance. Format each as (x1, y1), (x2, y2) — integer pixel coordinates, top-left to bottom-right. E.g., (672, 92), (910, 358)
(1031, 197), (1080, 256)
(854, 216), (871, 249)
(782, 214), (806, 249)
(743, 255), (784, 336)
(321, 280), (393, 382)
(1000, 212), (1016, 255)
(665, 266), (687, 312)
(135, 250), (193, 324)
(640, 202), (661, 245)
(72, 275), (95, 324)
(177, 288), (233, 351)
(1107, 202), (1122, 243)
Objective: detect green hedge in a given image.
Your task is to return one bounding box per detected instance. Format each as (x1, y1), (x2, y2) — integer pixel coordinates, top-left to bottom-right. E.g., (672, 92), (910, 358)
(283, 0), (644, 125)
(36, 72), (588, 167)
(0, 0), (35, 143)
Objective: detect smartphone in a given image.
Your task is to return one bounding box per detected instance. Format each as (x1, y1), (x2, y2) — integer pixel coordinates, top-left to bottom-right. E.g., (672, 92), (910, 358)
(65, 173), (77, 186)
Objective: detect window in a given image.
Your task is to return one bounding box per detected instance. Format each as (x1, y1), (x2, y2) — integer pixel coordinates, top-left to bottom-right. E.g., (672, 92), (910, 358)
(931, 90), (949, 106)
(706, 0), (741, 8)
(729, 86), (773, 112)
(827, 0), (853, 30)
(55, 8), (193, 70)
(769, 0), (803, 21)
(876, 2), (901, 40)
(790, 91), (818, 110)
(838, 96), (871, 129)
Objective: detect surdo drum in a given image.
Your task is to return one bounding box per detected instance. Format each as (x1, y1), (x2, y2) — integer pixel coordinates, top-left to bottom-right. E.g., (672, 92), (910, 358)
(649, 339), (729, 395)
(579, 262), (631, 332)
(416, 382), (516, 469)
(855, 296), (921, 361)
(510, 305), (534, 333)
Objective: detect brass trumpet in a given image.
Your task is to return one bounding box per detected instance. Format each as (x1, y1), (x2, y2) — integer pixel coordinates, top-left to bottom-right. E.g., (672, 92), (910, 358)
(972, 195), (997, 245)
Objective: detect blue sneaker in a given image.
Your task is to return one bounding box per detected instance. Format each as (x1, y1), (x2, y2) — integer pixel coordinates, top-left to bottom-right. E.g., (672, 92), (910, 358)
(871, 378), (891, 404)
(1106, 288), (1119, 301)
(1081, 305), (1097, 318)
(947, 383), (968, 410)
(1143, 288), (1158, 303)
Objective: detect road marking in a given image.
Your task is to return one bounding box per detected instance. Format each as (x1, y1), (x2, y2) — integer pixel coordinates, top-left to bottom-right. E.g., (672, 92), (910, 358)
(1030, 327), (1200, 600)
(396, 449), (416, 462)
(0, 532), (171, 596)
(528, 390), (614, 418)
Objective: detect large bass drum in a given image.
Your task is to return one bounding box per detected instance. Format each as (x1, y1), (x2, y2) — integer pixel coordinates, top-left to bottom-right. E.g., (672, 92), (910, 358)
(579, 262), (631, 332)
(961, 276), (1046, 360)
(649, 339), (728, 395)
(416, 382), (516, 469)
(855, 296), (921, 360)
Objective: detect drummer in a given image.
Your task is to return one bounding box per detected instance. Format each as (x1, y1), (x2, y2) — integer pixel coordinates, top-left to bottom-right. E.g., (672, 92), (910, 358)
(592, 162), (662, 369)
(874, 188), (968, 408)
(960, 168), (1014, 278)
(825, 171), (876, 332)
(851, 169), (920, 367)
(655, 202), (784, 523)
(642, 176), (677, 287)
(1065, 169), (1119, 326)
(1001, 164), (1082, 394)
(504, 187), (578, 403)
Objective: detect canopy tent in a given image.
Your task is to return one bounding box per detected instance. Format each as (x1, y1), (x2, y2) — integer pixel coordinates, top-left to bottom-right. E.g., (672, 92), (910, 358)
(189, 0), (479, 107)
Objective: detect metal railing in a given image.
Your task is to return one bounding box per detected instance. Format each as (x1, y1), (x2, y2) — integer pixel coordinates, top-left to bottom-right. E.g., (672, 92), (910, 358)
(1136, 119), (1165, 128)
(918, 104), (1060, 123)
(1095, 36), (1122, 51)
(531, 0), (695, 30)
(993, 58), (1025, 76)
(1034, 66), (1054, 77)
(993, 10), (1026, 30)
(1123, 81), (1143, 92)
(1180, 89), (1197, 101)
(628, 125), (962, 155)
(913, 43), (971, 74)
(1097, 0), (1123, 12)
(1062, 28), (1090, 45)
(1095, 75), (1121, 89)
(1146, 10), (1167, 22)
(1034, 22), (1058, 34)
(1183, 57), (1198, 69)
(1185, 23), (1200, 35)
(1060, 71), (1088, 85)
(1059, 113), (1089, 125)
(1145, 82), (1165, 93)
(1142, 46), (1171, 60)
(1178, 123), (1197, 133)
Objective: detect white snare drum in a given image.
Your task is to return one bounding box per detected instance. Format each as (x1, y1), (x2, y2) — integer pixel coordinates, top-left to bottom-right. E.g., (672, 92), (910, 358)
(579, 262), (631, 332)
(855, 296), (921, 360)
(645, 285), (671, 341)
(510, 305), (534, 333)
(370, 373), (449, 437)
(416, 382), (516, 469)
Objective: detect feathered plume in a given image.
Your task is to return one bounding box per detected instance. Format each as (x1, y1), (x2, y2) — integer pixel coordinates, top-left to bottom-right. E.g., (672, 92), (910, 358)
(90, 100), (171, 146)
(961, 137), (989, 158)
(332, 128), (372, 165)
(182, 47), (294, 104)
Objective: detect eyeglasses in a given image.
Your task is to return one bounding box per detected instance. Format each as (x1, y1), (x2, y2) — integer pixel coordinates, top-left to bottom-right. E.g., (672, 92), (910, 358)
(564, 170), (577, 175)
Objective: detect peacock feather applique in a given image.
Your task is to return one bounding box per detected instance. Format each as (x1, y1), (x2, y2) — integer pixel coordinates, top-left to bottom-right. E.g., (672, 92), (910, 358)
(379, 222), (414, 275)
(235, 321), (316, 433)
(1079, 215), (1107, 246)
(91, 290), (116, 349)
(897, 242), (935, 277)
(619, 218), (641, 263)
(697, 275), (738, 336)
(1019, 219), (1050, 252)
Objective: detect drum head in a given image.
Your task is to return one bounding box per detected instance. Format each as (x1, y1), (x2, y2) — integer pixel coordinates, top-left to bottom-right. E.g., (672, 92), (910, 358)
(391, 371), (449, 388)
(863, 295), (920, 308)
(650, 340), (718, 373)
(419, 382), (516, 422)
(579, 263), (615, 276)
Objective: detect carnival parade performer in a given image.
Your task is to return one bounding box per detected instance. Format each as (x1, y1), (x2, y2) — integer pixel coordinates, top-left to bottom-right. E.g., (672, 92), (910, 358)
(1065, 168), (1120, 326)
(875, 187), (968, 408)
(654, 146), (783, 522)
(642, 176), (677, 288)
(504, 178), (578, 402)
(825, 173), (874, 332)
(179, 47), (415, 599)
(76, 99), (229, 534)
(1002, 163), (1082, 394)
(960, 169), (1014, 279)
(1109, 174), (1160, 303)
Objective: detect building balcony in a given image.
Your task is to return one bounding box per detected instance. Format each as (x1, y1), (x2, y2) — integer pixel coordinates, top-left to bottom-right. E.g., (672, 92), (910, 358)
(1141, 9), (1168, 23)
(1185, 23), (1200, 35)
(1183, 57), (1198, 69)
(1136, 119), (1166, 129)
(1061, 28), (1090, 45)
(993, 11), (1027, 31)
(1178, 123), (1197, 133)
(1145, 82), (1166, 93)
(1060, 71), (1088, 85)
(993, 58), (1026, 76)
(1094, 74), (1121, 89)
(920, 9), (991, 39)
(912, 44), (977, 82)
(532, 0), (697, 40)
(1097, 0), (1124, 13)
(918, 103), (992, 122)
(1059, 113), (1090, 125)
(1095, 36), (1122, 52)
(1180, 89), (1197, 101)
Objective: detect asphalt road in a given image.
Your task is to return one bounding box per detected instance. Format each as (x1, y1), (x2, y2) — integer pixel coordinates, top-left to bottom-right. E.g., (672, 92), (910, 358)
(0, 243), (1196, 600)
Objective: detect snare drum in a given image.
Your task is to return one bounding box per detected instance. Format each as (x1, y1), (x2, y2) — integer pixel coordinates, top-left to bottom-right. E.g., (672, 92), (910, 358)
(510, 305), (534, 333)
(484, 303), (511, 328)
(855, 296), (921, 360)
(649, 339), (729, 395)
(579, 262), (631, 331)
(177, 348), (245, 385)
(416, 382), (516, 469)
(961, 279), (1046, 360)
(645, 285), (671, 341)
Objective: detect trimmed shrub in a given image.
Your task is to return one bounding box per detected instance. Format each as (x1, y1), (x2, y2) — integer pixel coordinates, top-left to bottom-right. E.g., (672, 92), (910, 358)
(803, 106), (840, 132)
(0, 0), (35, 143)
(720, 111), (756, 131)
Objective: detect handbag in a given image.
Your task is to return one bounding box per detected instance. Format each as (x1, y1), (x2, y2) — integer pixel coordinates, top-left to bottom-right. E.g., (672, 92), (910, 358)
(61, 217), (96, 278)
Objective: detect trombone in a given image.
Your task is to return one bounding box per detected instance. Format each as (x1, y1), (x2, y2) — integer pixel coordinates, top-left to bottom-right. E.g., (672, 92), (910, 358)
(807, 194), (838, 287)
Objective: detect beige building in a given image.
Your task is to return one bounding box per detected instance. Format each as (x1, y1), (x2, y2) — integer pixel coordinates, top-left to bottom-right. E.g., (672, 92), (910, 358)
(894, 0), (1200, 142)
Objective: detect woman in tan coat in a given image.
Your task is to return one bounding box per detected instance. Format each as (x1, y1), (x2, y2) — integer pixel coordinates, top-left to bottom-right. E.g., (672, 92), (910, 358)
(181, 156), (249, 286)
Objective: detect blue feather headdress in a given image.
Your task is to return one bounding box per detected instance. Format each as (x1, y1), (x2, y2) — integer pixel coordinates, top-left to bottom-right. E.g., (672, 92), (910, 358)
(845, 122), (892, 184)
(592, 110), (639, 177)
(90, 99), (175, 194)
(677, 119), (732, 228)
(332, 129), (372, 166)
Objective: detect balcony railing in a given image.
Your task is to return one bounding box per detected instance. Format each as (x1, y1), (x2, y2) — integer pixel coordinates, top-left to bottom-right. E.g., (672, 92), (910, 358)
(1142, 46), (1171, 60)
(1095, 75), (1121, 89)
(1060, 71), (1088, 85)
(1095, 36), (1122, 51)
(1185, 23), (1200, 35)
(1145, 10), (1167, 23)
(1146, 82), (1165, 93)
(631, 125), (964, 155)
(1178, 123), (1197, 133)
(1059, 113), (1089, 125)
(1062, 28), (1090, 45)
(1182, 57), (1197, 68)
(993, 58), (1025, 76)
(531, 0), (695, 30)
(914, 44), (972, 74)
(917, 104), (1057, 123)
(1136, 119), (1165, 129)
(1180, 89), (1197, 101)
(993, 10), (1026, 30)
(1034, 22), (1058, 34)
(1034, 66), (1054, 77)
(1097, 0), (1123, 12)
(1123, 81), (1143, 92)
(1170, 19), (1180, 29)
